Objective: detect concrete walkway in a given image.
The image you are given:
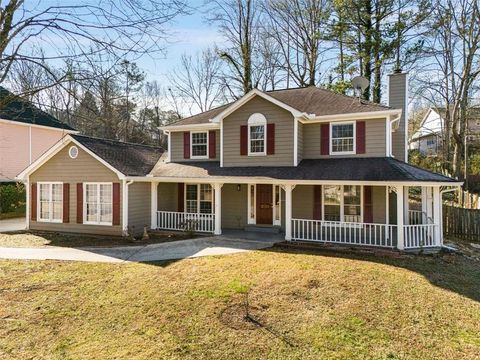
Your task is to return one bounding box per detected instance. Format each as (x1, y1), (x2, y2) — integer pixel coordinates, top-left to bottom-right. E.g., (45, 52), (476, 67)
(0, 217), (26, 232)
(0, 236), (280, 263)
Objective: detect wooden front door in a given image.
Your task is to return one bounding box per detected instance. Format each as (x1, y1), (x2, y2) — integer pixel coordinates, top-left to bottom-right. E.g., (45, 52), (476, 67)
(256, 184), (273, 225)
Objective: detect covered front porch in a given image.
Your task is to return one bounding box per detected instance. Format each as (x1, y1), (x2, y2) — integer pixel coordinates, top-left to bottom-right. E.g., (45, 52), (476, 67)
(149, 181), (444, 251)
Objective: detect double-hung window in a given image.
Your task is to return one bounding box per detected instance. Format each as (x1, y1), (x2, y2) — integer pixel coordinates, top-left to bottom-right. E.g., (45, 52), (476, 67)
(331, 122), (355, 154)
(323, 185), (362, 223)
(38, 182), (63, 222)
(84, 183), (113, 225)
(248, 113), (266, 156)
(185, 184), (213, 213)
(191, 132), (208, 158)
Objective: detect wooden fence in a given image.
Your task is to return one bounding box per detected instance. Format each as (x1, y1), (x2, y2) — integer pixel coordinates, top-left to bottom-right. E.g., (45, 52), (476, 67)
(443, 205), (480, 242)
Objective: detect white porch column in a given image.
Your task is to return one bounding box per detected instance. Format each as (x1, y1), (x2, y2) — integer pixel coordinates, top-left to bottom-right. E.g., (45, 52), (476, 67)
(150, 182), (158, 229)
(25, 178), (30, 230)
(421, 187), (428, 215)
(433, 186), (441, 246)
(396, 186), (405, 250)
(426, 187), (433, 222)
(284, 184), (293, 241)
(214, 183), (223, 235)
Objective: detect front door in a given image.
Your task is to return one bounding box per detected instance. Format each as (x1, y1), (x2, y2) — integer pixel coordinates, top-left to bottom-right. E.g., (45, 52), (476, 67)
(256, 184), (273, 224)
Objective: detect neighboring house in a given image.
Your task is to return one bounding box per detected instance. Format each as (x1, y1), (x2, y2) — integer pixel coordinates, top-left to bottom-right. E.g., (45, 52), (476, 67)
(0, 87), (77, 181)
(410, 107), (480, 155)
(17, 71), (461, 251)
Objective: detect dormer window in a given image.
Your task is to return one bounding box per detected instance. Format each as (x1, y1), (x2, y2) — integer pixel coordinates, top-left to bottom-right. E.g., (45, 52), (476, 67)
(191, 131), (208, 159)
(248, 113), (267, 156)
(330, 121), (356, 155)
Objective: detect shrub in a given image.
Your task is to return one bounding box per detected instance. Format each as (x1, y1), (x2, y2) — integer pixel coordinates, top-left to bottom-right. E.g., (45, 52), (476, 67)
(0, 183), (26, 214)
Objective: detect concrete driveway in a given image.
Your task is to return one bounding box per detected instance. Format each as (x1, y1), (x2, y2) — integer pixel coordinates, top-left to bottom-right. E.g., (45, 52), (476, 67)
(0, 217), (26, 232)
(0, 236), (280, 263)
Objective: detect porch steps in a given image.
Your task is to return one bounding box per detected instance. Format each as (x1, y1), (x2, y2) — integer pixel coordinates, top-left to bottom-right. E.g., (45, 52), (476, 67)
(244, 225), (282, 234)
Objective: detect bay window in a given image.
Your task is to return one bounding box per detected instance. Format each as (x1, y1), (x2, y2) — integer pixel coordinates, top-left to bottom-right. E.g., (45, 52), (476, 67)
(331, 122), (355, 154)
(38, 182), (63, 222)
(84, 183), (113, 225)
(185, 184), (213, 213)
(323, 185), (362, 223)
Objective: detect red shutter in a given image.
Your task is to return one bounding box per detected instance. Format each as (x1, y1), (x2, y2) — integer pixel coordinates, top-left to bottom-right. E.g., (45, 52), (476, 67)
(209, 130), (216, 159)
(177, 183), (184, 212)
(183, 132), (190, 159)
(76, 183), (83, 224)
(364, 186), (373, 223)
(267, 123), (275, 155)
(63, 183), (70, 223)
(240, 125), (248, 155)
(320, 123), (329, 155)
(31, 183), (37, 221)
(356, 121), (366, 154)
(112, 183), (120, 225)
(313, 185), (322, 220)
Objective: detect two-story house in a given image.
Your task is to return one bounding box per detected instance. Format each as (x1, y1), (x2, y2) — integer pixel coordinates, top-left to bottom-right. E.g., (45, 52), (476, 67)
(17, 71), (461, 251)
(410, 107), (480, 155)
(0, 86), (77, 182)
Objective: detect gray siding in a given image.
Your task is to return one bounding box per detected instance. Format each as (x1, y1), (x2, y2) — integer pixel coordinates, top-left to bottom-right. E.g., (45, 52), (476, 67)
(389, 72), (407, 161)
(292, 185), (314, 219)
(157, 182), (178, 211)
(30, 144), (123, 236)
(221, 184), (248, 229)
(303, 119), (387, 159)
(297, 121), (303, 163)
(372, 186), (386, 224)
(223, 96), (294, 166)
(128, 182), (151, 235)
(170, 130), (220, 162)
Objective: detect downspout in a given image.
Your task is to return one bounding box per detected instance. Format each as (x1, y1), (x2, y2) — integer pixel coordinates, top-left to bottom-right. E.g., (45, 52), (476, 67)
(122, 180), (134, 236)
(164, 130), (171, 163)
(389, 114), (401, 158)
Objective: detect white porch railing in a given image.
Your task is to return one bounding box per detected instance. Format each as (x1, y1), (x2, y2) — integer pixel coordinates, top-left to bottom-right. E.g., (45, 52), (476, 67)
(404, 224), (439, 249)
(291, 219), (397, 248)
(156, 211), (215, 233)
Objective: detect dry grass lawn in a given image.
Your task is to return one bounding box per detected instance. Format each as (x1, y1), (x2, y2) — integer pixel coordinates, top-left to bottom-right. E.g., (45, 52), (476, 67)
(0, 246), (479, 359)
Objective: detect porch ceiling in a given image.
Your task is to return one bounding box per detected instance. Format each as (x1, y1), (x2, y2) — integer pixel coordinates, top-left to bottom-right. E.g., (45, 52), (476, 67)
(148, 157), (458, 184)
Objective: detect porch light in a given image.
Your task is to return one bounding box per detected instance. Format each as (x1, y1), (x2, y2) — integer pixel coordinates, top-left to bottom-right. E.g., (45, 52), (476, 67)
(237, 184), (241, 191)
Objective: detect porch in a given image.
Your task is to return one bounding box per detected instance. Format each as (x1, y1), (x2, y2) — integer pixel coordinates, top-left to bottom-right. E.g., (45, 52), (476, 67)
(150, 182), (444, 251)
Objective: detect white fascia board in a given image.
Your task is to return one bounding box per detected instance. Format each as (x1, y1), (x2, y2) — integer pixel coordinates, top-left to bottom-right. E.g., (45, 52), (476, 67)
(210, 89), (305, 123)
(0, 118), (79, 133)
(300, 109), (402, 123)
(16, 135), (126, 180)
(125, 175), (462, 188)
(160, 123), (219, 132)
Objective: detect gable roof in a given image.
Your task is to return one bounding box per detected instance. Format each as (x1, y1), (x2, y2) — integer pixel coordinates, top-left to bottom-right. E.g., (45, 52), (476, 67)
(166, 86), (392, 127)
(0, 86), (76, 131)
(149, 157), (457, 184)
(71, 135), (164, 176)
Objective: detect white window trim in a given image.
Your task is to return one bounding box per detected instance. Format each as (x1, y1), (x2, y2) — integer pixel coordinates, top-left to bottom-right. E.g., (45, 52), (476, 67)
(37, 182), (63, 223)
(273, 185), (281, 226)
(248, 113), (267, 156)
(330, 121), (356, 155)
(190, 131), (209, 160)
(184, 184), (213, 214)
(322, 184), (363, 223)
(83, 182), (113, 226)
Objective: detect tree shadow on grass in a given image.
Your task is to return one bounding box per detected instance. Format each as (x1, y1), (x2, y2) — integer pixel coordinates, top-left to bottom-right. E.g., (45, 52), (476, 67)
(258, 243), (480, 303)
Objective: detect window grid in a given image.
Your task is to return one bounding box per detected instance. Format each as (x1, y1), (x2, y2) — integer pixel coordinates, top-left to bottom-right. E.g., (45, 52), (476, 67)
(331, 122), (355, 154)
(84, 183), (113, 225)
(249, 125), (265, 154)
(191, 132), (208, 158)
(38, 183), (63, 222)
(323, 185), (362, 223)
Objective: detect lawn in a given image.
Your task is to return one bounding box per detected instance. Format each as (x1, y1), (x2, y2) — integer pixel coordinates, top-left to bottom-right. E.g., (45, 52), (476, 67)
(0, 246), (479, 359)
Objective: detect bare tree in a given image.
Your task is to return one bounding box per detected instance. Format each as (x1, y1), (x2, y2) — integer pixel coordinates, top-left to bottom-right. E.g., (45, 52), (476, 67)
(168, 48), (226, 114)
(0, 0), (187, 92)
(264, 0), (332, 88)
(414, 0), (480, 179)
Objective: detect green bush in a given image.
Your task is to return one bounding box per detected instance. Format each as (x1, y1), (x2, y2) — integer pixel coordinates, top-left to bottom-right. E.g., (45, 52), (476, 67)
(0, 183), (26, 214)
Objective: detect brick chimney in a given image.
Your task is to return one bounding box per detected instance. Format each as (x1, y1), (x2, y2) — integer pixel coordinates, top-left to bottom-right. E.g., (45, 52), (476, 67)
(388, 70), (408, 162)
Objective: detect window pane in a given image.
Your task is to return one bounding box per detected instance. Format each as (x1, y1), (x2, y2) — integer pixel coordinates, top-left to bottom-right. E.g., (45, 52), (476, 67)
(86, 184), (98, 222)
(331, 124), (354, 152)
(249, 125), (265, 153)
(324, 205), (340, 221)
(200, 184), (212, 201)
(192, 132), (207, 157)
(200, 201), (212, 214)
(250, 185), (255, 219)
(52, 202), (63, 220)
(186, 201), (197, 213)
(100, 184), (112, 203)
(344, 185), (361, 205)
(40, 201), (50, 220)
(100, 203), (112, 223)
(39, 184), (49, 201)
(86, 203), (97, 222)
(186, 185), (197, 201)
(324, 185), (341, 205)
